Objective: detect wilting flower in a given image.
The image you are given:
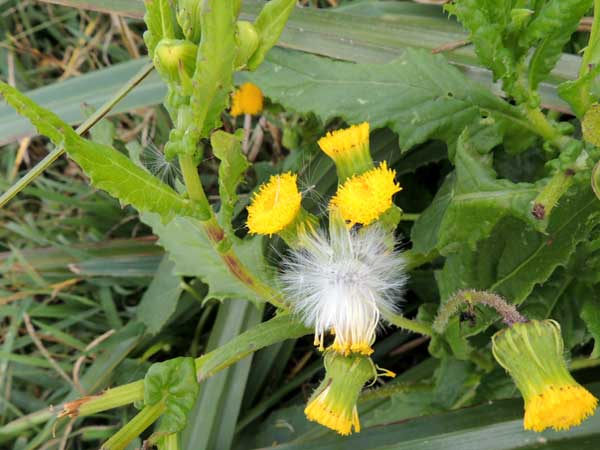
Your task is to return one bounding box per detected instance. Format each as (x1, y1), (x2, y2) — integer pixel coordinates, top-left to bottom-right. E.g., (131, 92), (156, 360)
(330, 162), (401, 226)
(305, 351), (375, 435)
(281, 216), (406, 356)
(246, 172), (302, 236)
(492, 319), (598, 432)
(231, 82), (263, 117)
(318, 122), (373, 180)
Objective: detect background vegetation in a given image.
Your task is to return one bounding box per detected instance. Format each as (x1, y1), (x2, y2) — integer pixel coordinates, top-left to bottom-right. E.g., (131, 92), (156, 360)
(1, 1), (600, 449)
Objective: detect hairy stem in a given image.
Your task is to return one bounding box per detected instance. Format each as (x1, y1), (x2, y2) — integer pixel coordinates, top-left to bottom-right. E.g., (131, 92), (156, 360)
(383, 311), (433, 337)
(0, 62), (154, 209)
(433, 289), (527, 334)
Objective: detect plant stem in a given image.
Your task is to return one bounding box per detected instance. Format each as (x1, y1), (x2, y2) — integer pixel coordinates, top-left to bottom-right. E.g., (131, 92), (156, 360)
(163, 433), (180, 450)
(524, 106), (569, 150)
(179, 153), (212, 214)
(383, 311), (433, 336)
(101, 402), (164, 450)
(0, 62), (154, 209)
(531, 169), (575, 220)
(60, 381), (145, 419)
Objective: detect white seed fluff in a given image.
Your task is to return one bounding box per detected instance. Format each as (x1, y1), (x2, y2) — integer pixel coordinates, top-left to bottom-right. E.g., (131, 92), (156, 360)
(280, 223), (407, 351)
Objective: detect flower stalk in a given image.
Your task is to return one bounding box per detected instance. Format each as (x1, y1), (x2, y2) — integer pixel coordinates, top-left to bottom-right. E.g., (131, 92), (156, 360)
(101, 401), (165, 450)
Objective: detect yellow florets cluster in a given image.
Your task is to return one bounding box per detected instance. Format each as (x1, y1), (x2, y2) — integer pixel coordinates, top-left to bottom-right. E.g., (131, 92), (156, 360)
(524, 384), (598, 432)
(231, 82), (264, 117)
(330, 161), (401, 226)
(305, 388), (360, 436)
(246, 172), (301, 236)
(318, 122), (370, 159)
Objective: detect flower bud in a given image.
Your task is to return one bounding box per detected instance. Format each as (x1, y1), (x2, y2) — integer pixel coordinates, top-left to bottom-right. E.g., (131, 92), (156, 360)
(154, 39), (197, 85)
(235, 21), (260, 70)
(492, 320), (597, 432)
(305, 352), (375, 435)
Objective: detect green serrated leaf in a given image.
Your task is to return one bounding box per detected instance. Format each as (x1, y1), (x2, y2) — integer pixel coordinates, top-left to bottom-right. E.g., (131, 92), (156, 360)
(143, 0), (177, 58)
(144, 357), (199, 434)
(247, 0), (296, 70)
(142, 213), (270, 306)
(191, 0), (237, 139)
(245, 47), (535, 153)
(211, 130), (250, 233)
(436, 185), (600, 339)
(522, 0), (593, 90)
(445, 0), (518, 87)
(0, 80), (198, 222)
(411, 129), (541, 255)
(558, 65), (600, 118)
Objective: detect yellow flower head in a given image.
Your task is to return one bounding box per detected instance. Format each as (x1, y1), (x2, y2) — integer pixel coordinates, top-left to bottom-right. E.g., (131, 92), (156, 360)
(304, 352), (374, 435)
(246, 172), (302, 236)
(231, 82), (263, 117)
(524, 384), (598, 432)
(318, 123), (373, 181)
(318, 122), (370, 159)
(492, 320), (598, 432)
(330, 161), (401, 226)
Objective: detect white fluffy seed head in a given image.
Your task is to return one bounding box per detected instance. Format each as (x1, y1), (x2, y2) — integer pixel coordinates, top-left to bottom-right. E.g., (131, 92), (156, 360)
(280, 222), (407, 354)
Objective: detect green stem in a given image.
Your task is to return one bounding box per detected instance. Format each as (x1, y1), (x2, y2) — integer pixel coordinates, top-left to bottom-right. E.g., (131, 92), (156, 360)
(400, 213), (420, 222)
(163, 433), (180, 450)
(524, 106), (570, 150)
(383, 311), (432, 336)
(61, 381), (145, 419)
(570, 357), (600, 371)
(359, 381), (433, 403)
(531, 169), (575, 220)
(0, 62), (154, 209)
(179, 153), (212, 214)
(101, 402), (164, 450)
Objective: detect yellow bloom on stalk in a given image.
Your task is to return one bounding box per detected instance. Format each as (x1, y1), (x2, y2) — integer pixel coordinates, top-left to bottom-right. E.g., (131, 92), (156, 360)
(231, 82), (263, 117)
(247, 172), (301, 236)
(318, 123), (373, 181)
(492, 320), (598, 432)
(330, 162), (401, 226)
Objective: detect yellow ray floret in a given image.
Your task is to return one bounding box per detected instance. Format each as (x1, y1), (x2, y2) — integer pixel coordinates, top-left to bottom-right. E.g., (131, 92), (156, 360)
(318, 122), (370, 159)
(305, 389), (360, 436)
(330, 161), (401, 226)
(246, 172), (301, 236)
(524, 384), (598, 432)
(231, 82), (264, 117)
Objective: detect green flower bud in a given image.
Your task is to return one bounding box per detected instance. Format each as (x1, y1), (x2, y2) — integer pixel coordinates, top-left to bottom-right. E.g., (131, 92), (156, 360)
(154, 39), (197, 85)
(235, 21), (260, 70)
(176, 0), (202, 43)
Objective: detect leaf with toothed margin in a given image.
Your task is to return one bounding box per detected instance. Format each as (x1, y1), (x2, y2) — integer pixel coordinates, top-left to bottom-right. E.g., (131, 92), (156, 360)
(142, 213), (271, 306)
(0, 80), (198, 223)
(244, 47), (536, 154)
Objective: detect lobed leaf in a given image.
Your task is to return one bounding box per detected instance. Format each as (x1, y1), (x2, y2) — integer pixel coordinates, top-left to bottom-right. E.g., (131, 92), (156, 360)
(522, 0), (593, 90)
(411, 129), (541, 255)
(142, 213), (271, 306)
(211, 130), (250, 234)
(245, 47), (536, 153)
(190, 0), (237, 139)
(144, 357), (199, 434)
(247, 0), (297, 70)
(0, 81), (198, 223)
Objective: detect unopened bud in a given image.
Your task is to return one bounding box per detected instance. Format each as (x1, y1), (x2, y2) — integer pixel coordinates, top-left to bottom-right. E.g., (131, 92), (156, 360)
(154, 39), (197, 85)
